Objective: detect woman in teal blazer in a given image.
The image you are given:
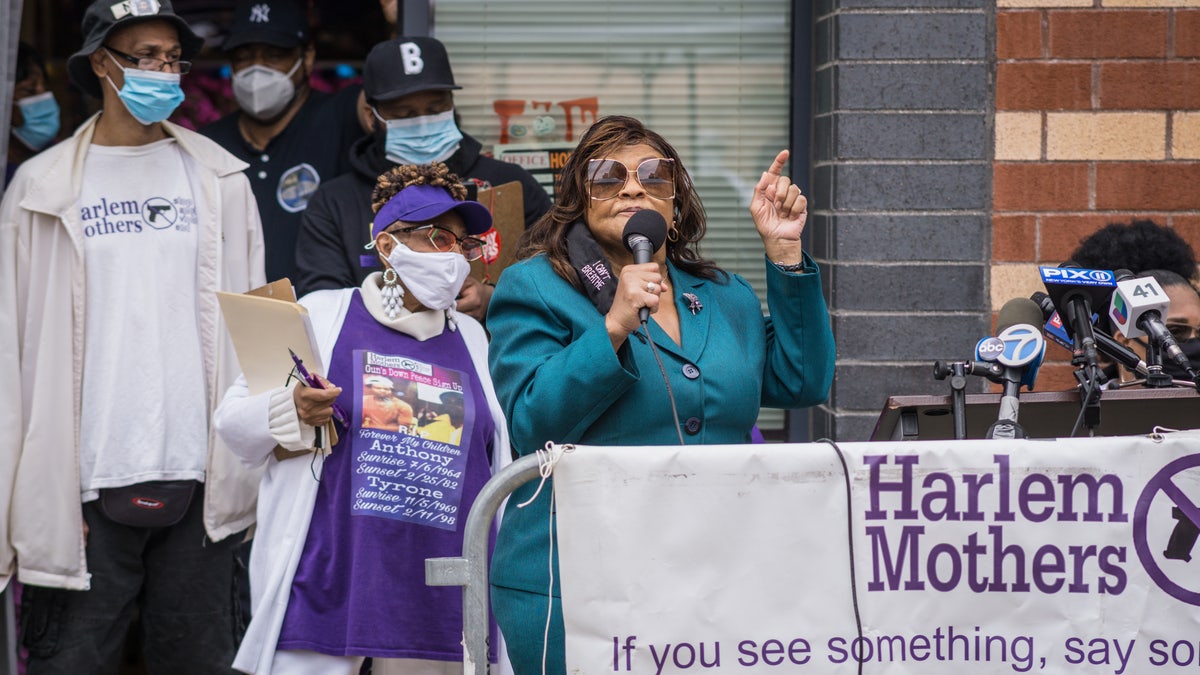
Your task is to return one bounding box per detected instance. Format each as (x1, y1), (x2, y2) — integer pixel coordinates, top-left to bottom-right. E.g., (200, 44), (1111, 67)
(486, 115), (836, 674)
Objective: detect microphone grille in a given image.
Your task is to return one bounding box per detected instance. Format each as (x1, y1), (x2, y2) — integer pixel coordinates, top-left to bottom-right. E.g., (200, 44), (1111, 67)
(997, 297), (1046, 333)
(1029, 291), (1054, 320)
(622, 210), (668, 254)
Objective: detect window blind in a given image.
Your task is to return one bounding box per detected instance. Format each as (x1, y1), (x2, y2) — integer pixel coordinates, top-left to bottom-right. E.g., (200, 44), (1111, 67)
(436, 0), (793, 430)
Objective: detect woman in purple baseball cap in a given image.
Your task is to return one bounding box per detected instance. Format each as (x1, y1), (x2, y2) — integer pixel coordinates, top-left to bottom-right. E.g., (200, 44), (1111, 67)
(214, 162), (510, 674)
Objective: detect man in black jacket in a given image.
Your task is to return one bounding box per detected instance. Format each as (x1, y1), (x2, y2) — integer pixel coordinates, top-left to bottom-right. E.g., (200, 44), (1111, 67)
(294, 36), (551, 319)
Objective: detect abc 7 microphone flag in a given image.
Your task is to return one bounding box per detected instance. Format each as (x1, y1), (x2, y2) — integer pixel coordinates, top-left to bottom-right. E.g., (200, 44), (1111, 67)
(996, 324), (1045, 373)
(978, 326), (1046, 375)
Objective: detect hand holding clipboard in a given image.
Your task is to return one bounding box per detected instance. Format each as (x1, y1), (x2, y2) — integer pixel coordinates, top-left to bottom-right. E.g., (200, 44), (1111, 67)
(289, 348), (349, 429)
(217, 282), (346, 452)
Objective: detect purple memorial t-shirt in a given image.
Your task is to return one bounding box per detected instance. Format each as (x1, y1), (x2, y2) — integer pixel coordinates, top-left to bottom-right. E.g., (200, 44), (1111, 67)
(278, 292), (495, 659)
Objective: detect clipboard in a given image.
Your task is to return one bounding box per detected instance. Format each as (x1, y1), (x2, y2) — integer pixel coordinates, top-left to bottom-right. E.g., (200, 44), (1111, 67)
(245, 277), (296, 302)
(470, 180), (526, 284)
(217, 279), (324, 395)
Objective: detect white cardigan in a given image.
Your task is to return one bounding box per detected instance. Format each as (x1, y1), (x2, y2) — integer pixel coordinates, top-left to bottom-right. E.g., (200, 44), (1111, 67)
(214, 282), (511, 674)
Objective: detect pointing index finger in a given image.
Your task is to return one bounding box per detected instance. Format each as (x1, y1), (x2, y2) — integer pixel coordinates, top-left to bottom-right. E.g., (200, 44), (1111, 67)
(765, 149), (789, 177)
(755, 149), (791, 195)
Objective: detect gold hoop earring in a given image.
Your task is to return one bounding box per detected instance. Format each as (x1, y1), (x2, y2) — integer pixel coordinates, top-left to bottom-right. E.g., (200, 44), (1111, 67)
(667, 223), (680, 242)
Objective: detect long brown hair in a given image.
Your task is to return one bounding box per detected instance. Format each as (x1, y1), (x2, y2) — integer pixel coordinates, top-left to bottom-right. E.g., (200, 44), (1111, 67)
(516, 115), (725, 286)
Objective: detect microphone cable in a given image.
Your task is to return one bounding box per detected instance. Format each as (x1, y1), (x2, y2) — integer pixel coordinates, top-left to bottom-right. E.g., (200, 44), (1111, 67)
(818, 437), (865, 675)
(640, 322), (686, 445)
(1068, 394), (1090, 438)
(1068, 364), (1103, 437)
(541, 488), (556, 675)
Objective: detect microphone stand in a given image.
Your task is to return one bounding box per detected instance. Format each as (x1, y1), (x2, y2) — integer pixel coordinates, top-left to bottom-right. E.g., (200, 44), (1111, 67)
(986, 367), (1028, 440)
(932, 360), (987, 440)
(948, 362), (967, 441)
(1062, 302), (1104, 435)
(1142, 340), (1175, 388)
(1070, 365), (1103, 435)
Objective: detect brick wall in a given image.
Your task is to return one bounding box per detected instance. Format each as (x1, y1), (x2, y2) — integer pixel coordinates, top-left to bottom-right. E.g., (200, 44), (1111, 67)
(993, 4), (1200, 390)
(811, 0), (992, 441)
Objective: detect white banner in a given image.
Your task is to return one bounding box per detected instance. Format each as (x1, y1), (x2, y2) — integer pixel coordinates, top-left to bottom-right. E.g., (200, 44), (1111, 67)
(553, 431), (1200, 674)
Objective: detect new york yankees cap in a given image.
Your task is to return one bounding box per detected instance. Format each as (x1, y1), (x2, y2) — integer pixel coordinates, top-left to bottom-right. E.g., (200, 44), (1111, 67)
(68, 0), (203, 98)
(223, 0), (310, 51)
(363, 36), (461, 103)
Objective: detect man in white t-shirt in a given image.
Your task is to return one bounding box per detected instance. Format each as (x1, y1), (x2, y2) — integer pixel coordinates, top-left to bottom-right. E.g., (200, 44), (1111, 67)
(0, 0), (266, 671)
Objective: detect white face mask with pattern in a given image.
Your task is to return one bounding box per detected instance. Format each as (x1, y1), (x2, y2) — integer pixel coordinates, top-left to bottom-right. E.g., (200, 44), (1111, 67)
(385, 237), (470, 310)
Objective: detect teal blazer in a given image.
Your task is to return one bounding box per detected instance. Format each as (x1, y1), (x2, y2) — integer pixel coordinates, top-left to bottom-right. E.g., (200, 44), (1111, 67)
(486, 251), (836, 596)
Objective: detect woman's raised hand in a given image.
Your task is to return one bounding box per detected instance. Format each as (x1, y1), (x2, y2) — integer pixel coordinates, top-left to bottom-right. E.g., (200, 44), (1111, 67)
(750, 149), (807, 266)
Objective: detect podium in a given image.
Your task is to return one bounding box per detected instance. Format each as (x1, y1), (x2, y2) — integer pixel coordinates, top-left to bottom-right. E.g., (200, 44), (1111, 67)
(871, 386), (1200, 441)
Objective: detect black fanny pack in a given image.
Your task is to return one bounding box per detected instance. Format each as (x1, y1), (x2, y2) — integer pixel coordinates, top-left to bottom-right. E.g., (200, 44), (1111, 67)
(98, 480), (198, 528)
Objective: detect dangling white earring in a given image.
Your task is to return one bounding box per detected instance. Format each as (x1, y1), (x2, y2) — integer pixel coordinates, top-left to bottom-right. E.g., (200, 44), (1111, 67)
(381, 268), (403, 319)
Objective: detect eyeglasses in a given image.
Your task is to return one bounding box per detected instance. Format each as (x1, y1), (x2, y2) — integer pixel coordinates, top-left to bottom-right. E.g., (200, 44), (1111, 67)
(104, 46), (192, 74)
(586, 157), (675, 201)
(396, 224), (486, 261)
(1166, 323), (1200, 343)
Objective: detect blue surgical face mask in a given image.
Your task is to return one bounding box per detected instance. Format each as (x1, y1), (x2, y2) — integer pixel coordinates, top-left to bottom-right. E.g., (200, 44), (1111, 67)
(11, 91), (60, 151)
(376, 108), (463, 165)
(105, 51), (185, 125)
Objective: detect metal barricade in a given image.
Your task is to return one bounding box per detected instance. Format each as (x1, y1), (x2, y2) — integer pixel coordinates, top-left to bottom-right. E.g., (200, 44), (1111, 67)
(426, 453), (543, 675)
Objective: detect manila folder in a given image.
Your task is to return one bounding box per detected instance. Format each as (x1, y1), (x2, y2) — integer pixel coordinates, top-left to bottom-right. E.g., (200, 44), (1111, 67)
(216, 291), (324, 395)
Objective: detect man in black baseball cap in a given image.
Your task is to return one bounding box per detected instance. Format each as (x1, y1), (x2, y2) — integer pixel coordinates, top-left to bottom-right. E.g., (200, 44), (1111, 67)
(67, 0), (202, 100)
(1, 0), (266, 671)
(294, 36), (552, 322)
(202, 0), (364, 283)
(361, 36), (461, 102)
(221, 0), (311, 122)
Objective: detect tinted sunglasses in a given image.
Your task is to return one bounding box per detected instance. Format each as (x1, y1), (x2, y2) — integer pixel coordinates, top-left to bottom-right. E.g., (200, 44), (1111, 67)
(1166, 323), (1200, 343)
(396, 224), (486, 261)
(586, 158), (676, 201)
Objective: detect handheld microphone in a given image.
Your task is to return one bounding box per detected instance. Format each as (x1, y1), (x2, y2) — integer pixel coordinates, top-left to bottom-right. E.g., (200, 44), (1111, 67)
(1110, 270), (1197, 381)
(622, 210), (668, 323)
(933, 298), (1044, 439)
(1108, 270), (1169, 339)
(937, 300), (1043, 388)
(620, 210), (683, 442)
(996, 298), (1046, 391)
(986, 298), (1047, 440)
(1030, 291), (1149, 376)
(1039, 264), (1117, 370)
